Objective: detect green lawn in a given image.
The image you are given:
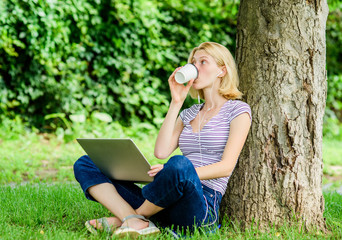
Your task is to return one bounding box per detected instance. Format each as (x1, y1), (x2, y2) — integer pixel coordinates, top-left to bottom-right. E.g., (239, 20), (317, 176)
(0, 128), (341, 239)
(323, 139), (342, 166)
(0, 132), (340, 185)
(0, 131), (164, 184)
(0, 183), (341, 239)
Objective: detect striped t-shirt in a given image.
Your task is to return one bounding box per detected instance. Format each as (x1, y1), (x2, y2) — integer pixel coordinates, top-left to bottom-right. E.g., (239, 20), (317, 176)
(179, 100), (252, 195)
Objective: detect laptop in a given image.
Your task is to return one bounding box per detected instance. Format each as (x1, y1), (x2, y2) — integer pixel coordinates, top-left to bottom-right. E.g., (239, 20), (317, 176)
(76, 138), (154, 183)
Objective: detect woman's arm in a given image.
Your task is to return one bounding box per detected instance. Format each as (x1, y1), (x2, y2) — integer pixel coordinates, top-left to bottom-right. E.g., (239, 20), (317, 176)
(154, 68), (194, 159)
(195, 112), (251, 180)
(154, 102), (183, 159)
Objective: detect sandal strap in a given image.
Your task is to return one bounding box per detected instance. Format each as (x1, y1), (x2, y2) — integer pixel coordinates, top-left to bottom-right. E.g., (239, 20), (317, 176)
(98, 218), (111, 233)
(122, 214), (147, 223)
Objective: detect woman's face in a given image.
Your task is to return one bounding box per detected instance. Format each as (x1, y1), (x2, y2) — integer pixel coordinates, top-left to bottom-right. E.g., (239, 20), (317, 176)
(191, 50), (222, 90)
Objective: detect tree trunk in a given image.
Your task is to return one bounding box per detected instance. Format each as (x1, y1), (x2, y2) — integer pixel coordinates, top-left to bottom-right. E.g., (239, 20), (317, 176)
(221, 0), (329, 231)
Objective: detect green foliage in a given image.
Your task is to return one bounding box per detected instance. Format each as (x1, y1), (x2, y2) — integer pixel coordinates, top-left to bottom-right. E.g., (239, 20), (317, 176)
(0, 0), (341, 137)
(324, 1), (342, 139)
(326, 74), (342, 118)
(0, 0), (239, 130)
(327, 0), (342, 76)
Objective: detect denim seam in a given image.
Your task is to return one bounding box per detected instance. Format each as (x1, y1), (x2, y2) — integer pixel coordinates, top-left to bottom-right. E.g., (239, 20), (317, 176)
(201, 194), (209, 225)
(202, 191), (218, 227)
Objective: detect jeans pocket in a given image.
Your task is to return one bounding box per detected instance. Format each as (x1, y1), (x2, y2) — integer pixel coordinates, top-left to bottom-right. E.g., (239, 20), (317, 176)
(203, 188), (214, 197)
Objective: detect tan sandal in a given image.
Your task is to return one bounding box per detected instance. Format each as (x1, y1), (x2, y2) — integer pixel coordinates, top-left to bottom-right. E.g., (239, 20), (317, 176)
(112, 214), (160, 238)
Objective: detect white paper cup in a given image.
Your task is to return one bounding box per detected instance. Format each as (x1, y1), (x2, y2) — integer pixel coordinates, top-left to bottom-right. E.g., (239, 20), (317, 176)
(175, 63), (198, 84)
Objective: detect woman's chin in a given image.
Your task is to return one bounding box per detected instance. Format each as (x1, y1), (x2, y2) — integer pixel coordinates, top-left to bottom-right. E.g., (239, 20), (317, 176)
(192, 81), (201, 90)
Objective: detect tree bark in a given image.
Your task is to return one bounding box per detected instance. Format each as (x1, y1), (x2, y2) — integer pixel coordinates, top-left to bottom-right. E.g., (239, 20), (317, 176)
(221, 0), (329, 231)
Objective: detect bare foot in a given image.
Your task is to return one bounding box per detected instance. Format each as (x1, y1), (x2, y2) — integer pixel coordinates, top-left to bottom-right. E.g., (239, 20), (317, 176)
(89, 217), (122, 231)
(122, 218), (149, 230)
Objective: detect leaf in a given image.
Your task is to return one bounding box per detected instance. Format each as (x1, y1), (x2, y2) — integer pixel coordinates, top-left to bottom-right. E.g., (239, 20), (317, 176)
(92, 112), (113, 123)
(69, 114), (86, 123)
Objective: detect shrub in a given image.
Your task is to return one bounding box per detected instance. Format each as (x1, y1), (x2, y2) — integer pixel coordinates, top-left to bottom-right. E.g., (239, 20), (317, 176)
(0, 0), (238, 130)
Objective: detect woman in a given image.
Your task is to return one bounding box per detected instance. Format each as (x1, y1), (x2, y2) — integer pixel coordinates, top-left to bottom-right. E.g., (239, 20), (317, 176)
(73, 42), (252, 237)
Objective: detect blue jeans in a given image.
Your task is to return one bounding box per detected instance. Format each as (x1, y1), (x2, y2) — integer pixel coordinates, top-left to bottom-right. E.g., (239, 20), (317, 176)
(73, 154), (222, 232)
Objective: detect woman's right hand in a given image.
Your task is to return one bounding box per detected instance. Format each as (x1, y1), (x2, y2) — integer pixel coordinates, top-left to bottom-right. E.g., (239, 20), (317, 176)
(168, 67), (195, 104)
(148, 164), (164, 177)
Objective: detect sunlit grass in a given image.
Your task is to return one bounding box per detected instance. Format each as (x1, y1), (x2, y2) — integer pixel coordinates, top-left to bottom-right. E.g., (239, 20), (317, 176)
(0, 127), (340, 185)
(0, 123), (341, 239)
(0, 183), (340, 239)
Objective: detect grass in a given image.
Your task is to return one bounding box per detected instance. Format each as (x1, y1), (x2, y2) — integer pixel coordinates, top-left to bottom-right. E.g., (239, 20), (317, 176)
(0, 124), (341, 239)
(0, 132), (340, 187)
(0, 183), (341, 240)
(323, 138), (342, 166)
(0, 128), (170, 184)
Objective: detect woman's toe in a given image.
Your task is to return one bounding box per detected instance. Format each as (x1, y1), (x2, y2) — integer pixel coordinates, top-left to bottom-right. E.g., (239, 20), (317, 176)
(90, 219), (101, 229)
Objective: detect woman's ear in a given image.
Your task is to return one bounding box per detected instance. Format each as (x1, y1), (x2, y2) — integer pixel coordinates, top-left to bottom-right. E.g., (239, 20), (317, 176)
(219, 66), (227, 77)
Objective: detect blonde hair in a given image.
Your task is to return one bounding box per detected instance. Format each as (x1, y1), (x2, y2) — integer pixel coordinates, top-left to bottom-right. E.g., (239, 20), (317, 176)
(188, 42), (243, 100)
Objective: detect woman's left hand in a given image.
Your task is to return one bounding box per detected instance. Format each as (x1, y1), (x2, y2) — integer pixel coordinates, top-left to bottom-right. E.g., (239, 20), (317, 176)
(148, 164), (164, 177)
